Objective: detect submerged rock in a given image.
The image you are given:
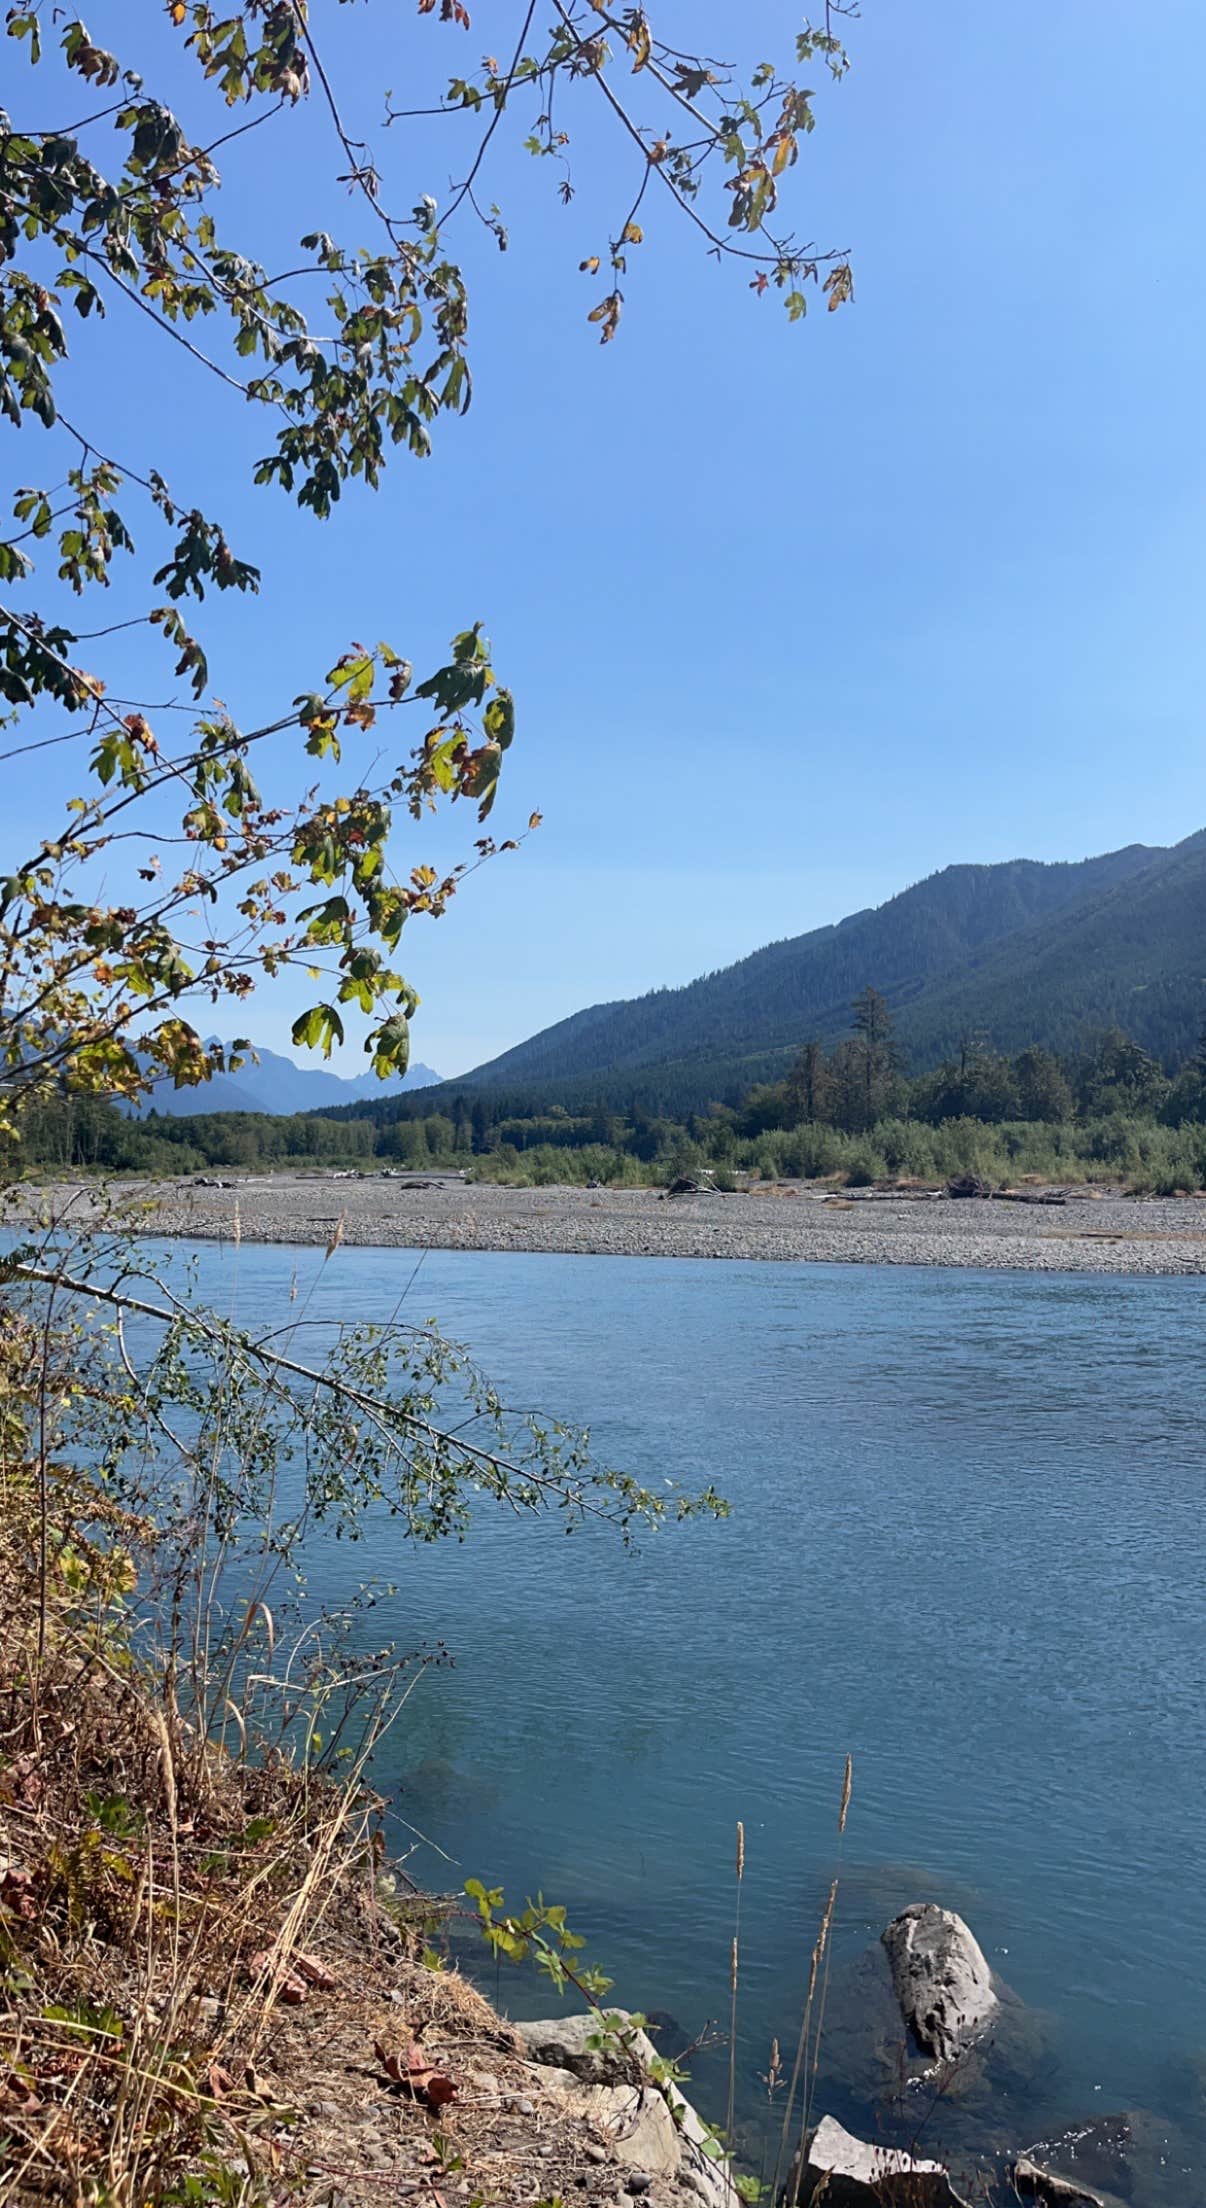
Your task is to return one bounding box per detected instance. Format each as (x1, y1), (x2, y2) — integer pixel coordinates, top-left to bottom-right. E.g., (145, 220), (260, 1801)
(1019, 2109), (1199, 2208)
(1010, 2153), (1111, 2206)
(881, 1903), (998, 2063)
(788, 2114), (971, 2206)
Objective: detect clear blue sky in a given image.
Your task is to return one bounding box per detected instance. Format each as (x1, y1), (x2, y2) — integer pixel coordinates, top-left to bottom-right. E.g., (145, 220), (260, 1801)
(8, 3), (1206, 1078)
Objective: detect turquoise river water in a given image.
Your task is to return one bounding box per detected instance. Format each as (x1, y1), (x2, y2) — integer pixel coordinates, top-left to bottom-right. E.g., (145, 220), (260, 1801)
(107, 1243), (1206, 2193)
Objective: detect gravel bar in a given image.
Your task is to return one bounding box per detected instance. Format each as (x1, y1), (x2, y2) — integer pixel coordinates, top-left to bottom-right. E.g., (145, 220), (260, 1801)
(15, 1176), (1206, 1275)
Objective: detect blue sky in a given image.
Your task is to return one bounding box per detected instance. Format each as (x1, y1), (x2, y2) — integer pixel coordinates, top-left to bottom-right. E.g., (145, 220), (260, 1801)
(7, 3), (1206, 1079)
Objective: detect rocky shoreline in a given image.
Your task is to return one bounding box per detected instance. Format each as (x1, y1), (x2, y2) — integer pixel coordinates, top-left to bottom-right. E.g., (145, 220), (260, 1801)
(17, 1174), (1206, 1275)
(508, 1901), (1195, 2208)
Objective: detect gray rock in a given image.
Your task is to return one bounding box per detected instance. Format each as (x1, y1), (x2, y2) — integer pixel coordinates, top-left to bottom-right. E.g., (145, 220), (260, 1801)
(518, 2011), (739, 2208)
(881, 1903), (998, 2062)
(517, 2011), (655, 2088)
(789, 2115), (971, 2207)
(1019, 2109), (1196, 2208)
(555, 2079), (681, 2180)
(1010, 2155), (1109, 2207)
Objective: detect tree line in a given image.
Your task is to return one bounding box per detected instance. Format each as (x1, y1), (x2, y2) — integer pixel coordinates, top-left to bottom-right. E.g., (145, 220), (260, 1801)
(16, 988), (1206, 1195)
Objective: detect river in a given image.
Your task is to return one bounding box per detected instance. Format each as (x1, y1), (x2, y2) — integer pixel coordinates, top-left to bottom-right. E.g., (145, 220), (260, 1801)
(129, 1242), (1206, 2193)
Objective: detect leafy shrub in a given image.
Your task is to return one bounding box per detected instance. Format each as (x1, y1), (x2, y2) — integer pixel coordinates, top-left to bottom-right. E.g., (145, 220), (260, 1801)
(843, 1146), (883, 1187)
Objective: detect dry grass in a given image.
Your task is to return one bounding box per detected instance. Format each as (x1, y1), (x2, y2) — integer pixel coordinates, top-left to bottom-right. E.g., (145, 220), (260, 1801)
(0, 1468), (660, 2208)
(0, 1432), (436, 2208)
(0, 1309), (663, 2208)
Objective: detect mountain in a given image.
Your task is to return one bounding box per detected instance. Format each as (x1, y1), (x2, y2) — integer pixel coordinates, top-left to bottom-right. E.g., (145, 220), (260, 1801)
(432, 834), (1206, 1113)
(898, 829), (1206, 1067)
(132, 1041), (441, 1117)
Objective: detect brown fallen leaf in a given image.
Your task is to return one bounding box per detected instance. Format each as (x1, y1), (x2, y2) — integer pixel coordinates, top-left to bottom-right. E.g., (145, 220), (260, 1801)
(247, 1948), (306, 2004)
(0, 2070), (42, 2115)
(292, 1949), (337, 1990)
(241, 2064), (293, 2116)
(0, 1861), (38, 1922)
(0, 1756), (43, 1808)
(374, 2038), (459, 2110)
(205, 2061), (237, 2101)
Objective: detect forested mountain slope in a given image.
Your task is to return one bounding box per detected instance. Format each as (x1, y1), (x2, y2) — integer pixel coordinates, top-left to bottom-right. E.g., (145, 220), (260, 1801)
(447, 839), (1183, 1109)
(898, 829), (1206, 1067)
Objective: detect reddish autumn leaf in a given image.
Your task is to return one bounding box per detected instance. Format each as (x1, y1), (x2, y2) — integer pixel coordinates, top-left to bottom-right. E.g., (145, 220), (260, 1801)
(374, 2039), (459, 2109)
(0, 2071), (42, 2114)
(0, 1861), (37, 1922)
(292, 1949), (338, 1991)
(248, 1948), (307, 2004)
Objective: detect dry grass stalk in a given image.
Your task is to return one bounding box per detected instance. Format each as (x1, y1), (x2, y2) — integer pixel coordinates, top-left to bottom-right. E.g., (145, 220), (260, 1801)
(771, 1752), (854, 2208)
(0, 1450), (416, 2208)
(725, 1819), (745, 2159)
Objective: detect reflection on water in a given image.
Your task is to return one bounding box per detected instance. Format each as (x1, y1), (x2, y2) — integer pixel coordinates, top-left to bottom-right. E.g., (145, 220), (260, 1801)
(152, 1242), (1206, 2200)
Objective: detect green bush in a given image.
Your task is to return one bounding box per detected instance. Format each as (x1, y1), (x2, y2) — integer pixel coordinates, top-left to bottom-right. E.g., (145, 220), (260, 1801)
(843, 1145), (884, 1187)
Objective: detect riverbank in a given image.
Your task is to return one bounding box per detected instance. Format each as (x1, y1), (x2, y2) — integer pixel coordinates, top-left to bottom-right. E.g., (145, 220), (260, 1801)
(15, 1173), (1206, 1273)
(0, 1388), (737, 2208)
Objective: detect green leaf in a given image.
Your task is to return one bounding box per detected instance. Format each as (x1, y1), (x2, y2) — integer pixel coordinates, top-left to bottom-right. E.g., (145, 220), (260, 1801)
(290, 1002), (345, 1058)
(368, 1012), (412, 1077)
(483, 688), (515, 750)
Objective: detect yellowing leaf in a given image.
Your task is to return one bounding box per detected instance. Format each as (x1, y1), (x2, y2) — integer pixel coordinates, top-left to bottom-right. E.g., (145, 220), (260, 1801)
(628, 14), (651, 69)
(622, 222), (644, 246)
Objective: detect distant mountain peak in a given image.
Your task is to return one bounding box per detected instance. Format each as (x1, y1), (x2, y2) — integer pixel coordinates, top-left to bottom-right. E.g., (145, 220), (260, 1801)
(130, 1038), (441, 1117)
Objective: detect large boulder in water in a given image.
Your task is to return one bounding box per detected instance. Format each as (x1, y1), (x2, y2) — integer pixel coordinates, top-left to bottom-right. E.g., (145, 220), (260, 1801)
(788, 2115), (971, 2206)
(815, 1927), (1046, 2159)
(881, 1904), (998, 2063)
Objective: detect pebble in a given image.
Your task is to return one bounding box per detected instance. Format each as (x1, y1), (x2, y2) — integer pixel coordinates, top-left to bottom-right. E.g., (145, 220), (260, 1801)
(625, 2177), (654, 2196)
(584, 2143), (609, 2165)
(101, 1178), (1206, 1278)
(504, 2094), (536, 2117)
